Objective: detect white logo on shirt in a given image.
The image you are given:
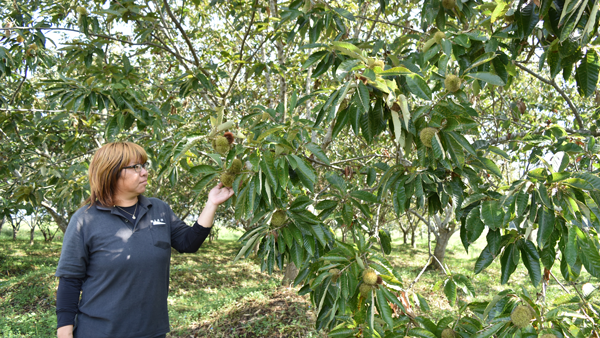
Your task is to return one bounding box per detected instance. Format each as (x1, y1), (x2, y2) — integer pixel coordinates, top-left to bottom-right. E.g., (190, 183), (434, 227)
(151, 219), (166, 225)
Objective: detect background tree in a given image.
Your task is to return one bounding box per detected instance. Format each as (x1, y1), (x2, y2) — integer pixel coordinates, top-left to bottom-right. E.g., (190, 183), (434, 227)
(1, 0), (600, 336)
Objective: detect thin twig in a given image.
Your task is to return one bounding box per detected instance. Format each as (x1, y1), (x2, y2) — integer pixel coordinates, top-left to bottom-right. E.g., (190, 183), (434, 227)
(330, 154), (384, 165)
(302, 155), (344, 170)
(513, 61), (583, 129)
(162, 0), (199, 67)
(10, 64), (28, 105)
(549, 270), (571, 294)
(5, 26), (197, 65)
(354, 15), (423, 34)
(222, 0), (258, 106)
(409, 256), (432, 289)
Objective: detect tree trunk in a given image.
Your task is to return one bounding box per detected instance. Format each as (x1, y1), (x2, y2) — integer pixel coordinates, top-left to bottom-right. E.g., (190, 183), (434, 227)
(41, 201), (69, 233)
(0, 216), (4, 233)
(12, 226), (17, 240)
(402, 230), (408, 245)
(281, 262), (299, 286)
(431, 227), (453, 270)
(30, 226), (35, 245)
(411, 228), (416, 248)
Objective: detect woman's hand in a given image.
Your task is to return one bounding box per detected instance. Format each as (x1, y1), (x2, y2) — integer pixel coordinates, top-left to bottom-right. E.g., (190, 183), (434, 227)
(57, 325), (73, 338)
(207, 183), (235, 206)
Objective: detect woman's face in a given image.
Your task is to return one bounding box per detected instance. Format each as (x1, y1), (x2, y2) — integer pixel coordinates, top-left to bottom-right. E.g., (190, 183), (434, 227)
(115, 160), (148, 199)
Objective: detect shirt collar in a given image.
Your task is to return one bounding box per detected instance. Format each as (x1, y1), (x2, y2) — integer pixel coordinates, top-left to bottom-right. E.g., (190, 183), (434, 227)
(95, 195), (153, 211)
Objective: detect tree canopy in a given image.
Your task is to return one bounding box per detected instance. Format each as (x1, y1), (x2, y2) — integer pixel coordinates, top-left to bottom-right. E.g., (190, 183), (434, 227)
(2, 0), (600, 336)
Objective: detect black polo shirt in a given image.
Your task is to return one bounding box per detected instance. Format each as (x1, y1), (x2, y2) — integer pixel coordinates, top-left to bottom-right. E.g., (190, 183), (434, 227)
(55, 196), (210, 338)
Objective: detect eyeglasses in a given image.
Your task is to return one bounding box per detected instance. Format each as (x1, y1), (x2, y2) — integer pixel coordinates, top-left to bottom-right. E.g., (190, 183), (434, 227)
(122, 162), (150, 173)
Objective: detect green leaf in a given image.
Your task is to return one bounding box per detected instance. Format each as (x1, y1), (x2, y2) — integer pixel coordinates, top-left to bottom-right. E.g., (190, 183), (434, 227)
(357, 82), (370, 113)
(326, 172), (347, 192)
(536, 183), (554, 209)
(302, 50), (328, 69)
(305, 142), (330, 165)
(474, 245), (495, 274)
(480, 200), (504, 230)
(478, 157), (502, 178)
(491, 0), (509, 23)
(379, 229), (392, 255)
(577, 232), (600, 278)
(576, 51), (600, 98)
(466, 206), (485, 243)
(461, 193), (486, 208)
(105, 115), (120, 140)
(415, 293), (430, 312)
(289, 155), (316, 182)
(547, 50), (562, 79)
(192, 173), (217, 194)
(260, 154), (278, 191)
(350, 190), (378, 203)
(332, 105), (351, 138)
(328, 328), (356, 337)
(472, 321), (508, 338)
(537, 207), (555, 249)
(519, 239), (542, 286)
(448, 131), (478, 156)
(405, 74), (432, 100)
(189, 165), (218, 175)
(407, 328), (437, 338)
(330, 41), (363, 60)
(572, 172), (600, 190)
(500, 243), (519, 284)
(444, 279), (457, 306)
(375, 288), (394, 329)
(467, 72), (506, 86)
(464, 52), (498, 73)
(516, 2), (539, 39)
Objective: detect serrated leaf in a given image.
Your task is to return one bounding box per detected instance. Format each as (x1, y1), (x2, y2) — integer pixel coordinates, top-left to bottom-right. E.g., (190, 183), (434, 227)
(461, 193), (486, 208)
(480, 200), (504, 230)
(290, 154), (316, 182)
(306, 142), (330, 165)
(375, 289), (394, 329)
(350, 190), (378, 203)
(189, 165), (218, 175)
(448, 131), (478, 156)
(379, 229), (392, 255)
(467, 72), (505, 86)
(537, 207), (555, 249)
(500, 243), (519, 284)
(577, 233), (600, 278)
(357, 82), (370, 113)
(519, 239), (542, 286)
(576, 51), (600, 98)
(444, 279), (457, 306)
(192, 173), (217, 194)
(474, 245), (495, 274)
(478, 157), (502, 178)
(407, 328), (436, 338)
(405, 74), (432, 100)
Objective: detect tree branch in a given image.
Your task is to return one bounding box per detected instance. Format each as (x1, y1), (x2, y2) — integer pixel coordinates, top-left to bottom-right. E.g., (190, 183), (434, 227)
(6, 25), (198, 65)
(162, 0), (200, 67)
(354, 15), (423, 34)
(514, 61), (583, 129)
(222, 0), (258, 106)
(10, 64), (28, 105)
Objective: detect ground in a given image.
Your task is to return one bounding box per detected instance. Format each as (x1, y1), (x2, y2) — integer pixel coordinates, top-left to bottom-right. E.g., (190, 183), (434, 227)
(0, 224), (590, 337)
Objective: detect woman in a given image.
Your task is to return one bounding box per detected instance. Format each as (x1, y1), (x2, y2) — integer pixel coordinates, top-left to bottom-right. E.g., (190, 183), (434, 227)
(55, 142), (234, 338)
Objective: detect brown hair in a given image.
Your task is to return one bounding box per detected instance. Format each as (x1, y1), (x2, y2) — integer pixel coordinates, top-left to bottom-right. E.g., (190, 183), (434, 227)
(84, 142), (148, 207)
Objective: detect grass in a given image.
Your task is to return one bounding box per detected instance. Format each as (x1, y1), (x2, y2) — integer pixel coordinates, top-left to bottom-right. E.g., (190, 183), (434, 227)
(0, 225), (323, 338)
(0, 224), (597, 337)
